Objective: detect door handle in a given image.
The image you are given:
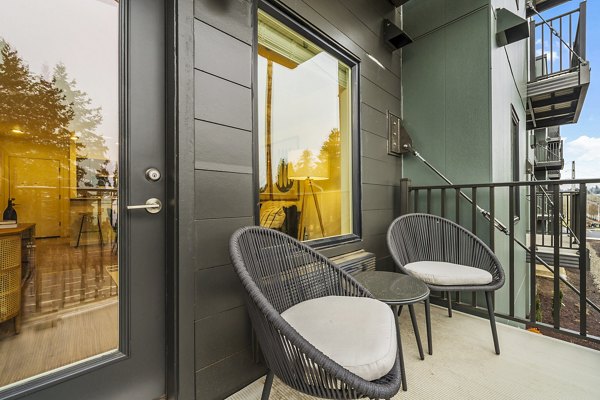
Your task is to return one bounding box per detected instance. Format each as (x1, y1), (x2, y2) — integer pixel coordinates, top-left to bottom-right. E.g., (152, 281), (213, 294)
(127, 198), (162, 214)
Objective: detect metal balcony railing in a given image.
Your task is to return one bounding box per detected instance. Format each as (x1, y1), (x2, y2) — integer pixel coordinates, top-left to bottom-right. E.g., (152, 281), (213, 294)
(400, 178), (600, 346)
(529, 2), (587, 82)
(534, 139), (564, 169)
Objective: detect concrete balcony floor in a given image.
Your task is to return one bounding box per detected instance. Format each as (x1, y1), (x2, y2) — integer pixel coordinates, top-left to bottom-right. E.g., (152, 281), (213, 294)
(228, 305), (600, 400)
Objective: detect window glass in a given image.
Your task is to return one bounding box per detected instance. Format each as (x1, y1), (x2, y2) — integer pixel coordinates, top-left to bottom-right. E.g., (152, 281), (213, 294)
(257, 10), (353, 241)
(0, 0), (119, 388)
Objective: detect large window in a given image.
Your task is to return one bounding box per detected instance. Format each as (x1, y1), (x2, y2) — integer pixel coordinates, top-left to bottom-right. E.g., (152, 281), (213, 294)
(257, 7), (356, 242)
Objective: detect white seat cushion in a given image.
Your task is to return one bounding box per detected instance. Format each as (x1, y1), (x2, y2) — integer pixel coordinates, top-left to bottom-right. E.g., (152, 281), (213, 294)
(281, 296), (397, 381)
(405, 261), (493, 286)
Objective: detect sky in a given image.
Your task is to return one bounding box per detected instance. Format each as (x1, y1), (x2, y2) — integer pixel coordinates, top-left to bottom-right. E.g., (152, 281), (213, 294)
(535, 1), (600, 179)
(0, 0), (119, 163)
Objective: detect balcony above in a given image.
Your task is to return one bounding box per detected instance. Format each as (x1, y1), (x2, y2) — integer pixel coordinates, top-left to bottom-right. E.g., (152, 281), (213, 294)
(526, 2), (590, 130)
(534, 138), (564, 171)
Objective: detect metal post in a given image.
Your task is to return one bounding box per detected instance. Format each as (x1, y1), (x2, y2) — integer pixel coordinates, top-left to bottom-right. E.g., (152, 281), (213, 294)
(399, 178), (411, 215)
(552, 184), (561, 329)
(529, 19), (537, 80)
(579, 183), (587, 336)
(580, 1), (586, 61)
(530, 185), (538, 323)
(509, 186), (515, 317)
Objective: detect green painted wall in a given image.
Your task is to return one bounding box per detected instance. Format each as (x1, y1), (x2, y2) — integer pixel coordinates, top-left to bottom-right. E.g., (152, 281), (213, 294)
(402, 0), (491, 186)
(401, 0), (530, 318)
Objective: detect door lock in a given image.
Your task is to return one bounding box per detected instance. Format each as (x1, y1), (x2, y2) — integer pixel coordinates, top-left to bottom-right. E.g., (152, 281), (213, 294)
(127, 198), (162, 214)
(145, 167), (161, 182)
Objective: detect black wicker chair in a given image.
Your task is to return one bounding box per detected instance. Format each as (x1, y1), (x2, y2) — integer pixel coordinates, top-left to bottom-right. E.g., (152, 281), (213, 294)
(230, 226), (401, 400)
(387, 213), (505, 354)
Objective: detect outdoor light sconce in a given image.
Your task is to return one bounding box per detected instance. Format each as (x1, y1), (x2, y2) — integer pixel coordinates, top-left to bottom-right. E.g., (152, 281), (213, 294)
(496, 8), (529, 47)
(383, 19), (413, 51)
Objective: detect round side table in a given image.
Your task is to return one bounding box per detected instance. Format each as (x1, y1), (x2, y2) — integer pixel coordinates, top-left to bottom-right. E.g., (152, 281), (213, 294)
(354, 271), (431, 391)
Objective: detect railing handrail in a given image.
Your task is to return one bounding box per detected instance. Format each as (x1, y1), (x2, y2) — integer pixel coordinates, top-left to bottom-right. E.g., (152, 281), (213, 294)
(528, 1), (586, 66)
(409, 178), (600, 191)
(405, 177), (600, 345)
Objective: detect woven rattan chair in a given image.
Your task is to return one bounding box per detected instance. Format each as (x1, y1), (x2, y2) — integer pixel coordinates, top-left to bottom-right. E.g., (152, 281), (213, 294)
(387, 213), (505, 354)
(230, 226), (401, 400)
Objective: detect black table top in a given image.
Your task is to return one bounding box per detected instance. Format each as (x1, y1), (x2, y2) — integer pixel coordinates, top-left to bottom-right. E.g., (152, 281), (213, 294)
(354, 271), (430, 305)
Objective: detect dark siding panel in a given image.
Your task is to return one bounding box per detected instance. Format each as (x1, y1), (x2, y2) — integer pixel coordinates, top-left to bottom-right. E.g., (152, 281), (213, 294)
(194, 170), (253, 219)
(195, 217), (253, 270)
(362, 232), (390, 260)
(195, 347), (265, 400)
(362, 209), (394, 236)
(362, 183), (396, 211)
(361, 103), (387, 138)
(195, 120), (252, 173)
(377, 255), (396, 272)
(195, 306), (251, 370)
(195, 264), (245, 320)
(194, 19), (252, 87)
(341, 0), (399, 35)
(362, 156), (401, 186)
(361, 76), (402, 114)
(194, 0), (253, 44)
(191, 1), (405, 398)
(300, 0), (401, 76)
(361, 130), (389, 160)
(195, 70), (252, 130)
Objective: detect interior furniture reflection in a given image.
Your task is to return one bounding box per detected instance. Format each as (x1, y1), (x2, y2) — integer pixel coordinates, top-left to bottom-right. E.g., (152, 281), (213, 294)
(0, 223), (35, 335)
(288, 150), (329, 240)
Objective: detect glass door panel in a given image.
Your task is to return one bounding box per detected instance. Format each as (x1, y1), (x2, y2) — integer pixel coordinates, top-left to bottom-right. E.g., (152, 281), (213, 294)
(0, 0), (119, 389)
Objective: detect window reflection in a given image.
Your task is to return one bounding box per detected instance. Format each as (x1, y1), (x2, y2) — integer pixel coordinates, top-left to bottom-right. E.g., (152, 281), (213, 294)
(0, 0), (119, 388)
(257, 10), (353, 241)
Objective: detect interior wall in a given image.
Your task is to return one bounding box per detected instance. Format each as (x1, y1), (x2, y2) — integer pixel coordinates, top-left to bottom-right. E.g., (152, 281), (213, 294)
(191, 0), (404, 398)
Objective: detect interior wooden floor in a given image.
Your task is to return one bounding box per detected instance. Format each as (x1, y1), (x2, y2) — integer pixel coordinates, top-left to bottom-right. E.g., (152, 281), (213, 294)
(0, 237), (119, 388)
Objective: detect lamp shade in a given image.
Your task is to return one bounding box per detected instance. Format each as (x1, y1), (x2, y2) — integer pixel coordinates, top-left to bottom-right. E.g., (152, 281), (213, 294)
(288, 149), (329, 181)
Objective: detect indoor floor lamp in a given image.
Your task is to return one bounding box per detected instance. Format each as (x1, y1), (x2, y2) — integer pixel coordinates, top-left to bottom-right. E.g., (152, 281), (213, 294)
(289, 150), (329, 240)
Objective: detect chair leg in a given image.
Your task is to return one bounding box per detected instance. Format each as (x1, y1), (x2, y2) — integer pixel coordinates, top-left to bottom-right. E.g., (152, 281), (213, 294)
(261, 369), (274, 400)
(392, 305), (407, 391)
(425, 298), (432, 355)
(485, 291), (500, 355)
(409, 304), (424, 360)
(447, 291), (453, 317)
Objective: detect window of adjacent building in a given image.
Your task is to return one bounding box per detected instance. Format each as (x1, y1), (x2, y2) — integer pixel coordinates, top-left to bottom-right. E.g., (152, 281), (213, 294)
(257, 8), (355, 242)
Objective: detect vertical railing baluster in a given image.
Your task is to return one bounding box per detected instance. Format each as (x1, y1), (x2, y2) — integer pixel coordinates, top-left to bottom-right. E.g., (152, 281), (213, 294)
(530, 184), (537, 323)
(427, 188), (432, 214)
(530, 20), (536, 79)
(489, 186), (495, 252)
(509, 185), (515, 318)
(542, 192), (546, 247)
(580, 1), (586, 61)
(550, 19), (553, 74)
(560, 17), (563, 71)
(579, 183), (587, 336)
(472, 187), (478, 307)
(441, 188), (446, 218)
(552, 184), (561, 330)
(455, 188), (460, 225)
(542, 22), (545, 75)
(414, 189), (419, 213)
